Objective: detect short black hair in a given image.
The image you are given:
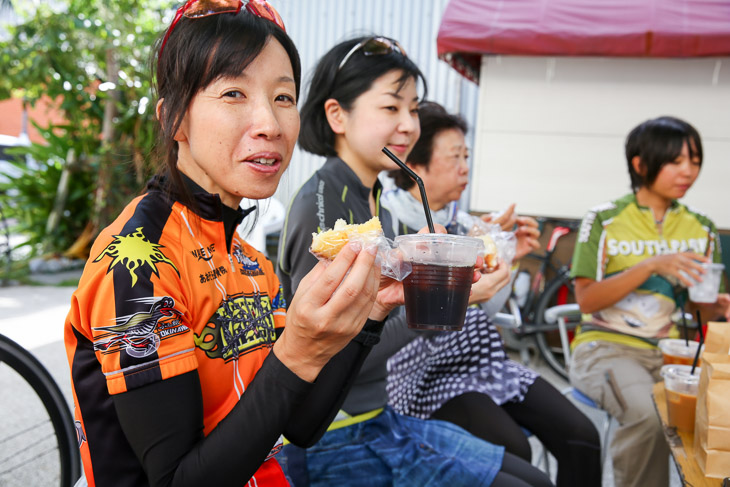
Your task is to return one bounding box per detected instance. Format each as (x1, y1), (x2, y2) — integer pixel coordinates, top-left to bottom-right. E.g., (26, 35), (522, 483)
(153, 10), (300, 206)
(389, 101), (467, 190)
(299, 35), (427, 157)
(626, 116), (703, 191)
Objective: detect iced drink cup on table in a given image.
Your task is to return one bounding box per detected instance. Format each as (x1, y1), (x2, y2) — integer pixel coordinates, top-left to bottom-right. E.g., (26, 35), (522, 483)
(661, 364), (701, 433)
(395, 234), (484, 331)
(687, 263), (725, 303)
(658, 338), (703, 366)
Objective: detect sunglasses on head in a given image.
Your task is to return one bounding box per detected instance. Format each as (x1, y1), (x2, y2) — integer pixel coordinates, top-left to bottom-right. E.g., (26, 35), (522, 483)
(160, 0), (285, 57)
(337, 36), (408, 72)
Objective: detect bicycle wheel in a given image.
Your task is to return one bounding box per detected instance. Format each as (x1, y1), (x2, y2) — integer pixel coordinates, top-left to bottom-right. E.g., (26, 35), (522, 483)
(533, 271), (576, 381)
(0, 334), (81, 487)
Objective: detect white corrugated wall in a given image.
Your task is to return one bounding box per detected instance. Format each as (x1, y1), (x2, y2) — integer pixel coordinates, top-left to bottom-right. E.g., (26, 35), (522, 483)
(472, 55), (730, 228)
(270, 0), (479, 209)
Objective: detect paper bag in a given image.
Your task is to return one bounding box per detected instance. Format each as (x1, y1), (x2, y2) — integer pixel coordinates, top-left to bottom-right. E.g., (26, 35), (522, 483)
(694, 322), (730, 478)
(703, 321), (730, 354)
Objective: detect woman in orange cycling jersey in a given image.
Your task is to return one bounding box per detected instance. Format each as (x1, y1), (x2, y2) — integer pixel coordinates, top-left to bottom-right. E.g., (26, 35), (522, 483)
(64, 2), (406, 486)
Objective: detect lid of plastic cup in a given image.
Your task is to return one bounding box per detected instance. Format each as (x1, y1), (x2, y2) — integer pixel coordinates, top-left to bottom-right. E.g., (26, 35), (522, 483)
(658, 338), (702, 357)
(660, 364), (701, 383)
(394, 233), (484, 248)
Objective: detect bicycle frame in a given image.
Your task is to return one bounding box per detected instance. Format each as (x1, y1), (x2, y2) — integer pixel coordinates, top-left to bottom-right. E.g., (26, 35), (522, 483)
(520, 219), (578, 322)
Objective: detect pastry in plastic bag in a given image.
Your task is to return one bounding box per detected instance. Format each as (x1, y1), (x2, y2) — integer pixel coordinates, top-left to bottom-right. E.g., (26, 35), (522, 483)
(310, 217), (412, 281)
(476, 234), (499, 271)
(310, 217), (383, 260)
(458, 213), (517, 272)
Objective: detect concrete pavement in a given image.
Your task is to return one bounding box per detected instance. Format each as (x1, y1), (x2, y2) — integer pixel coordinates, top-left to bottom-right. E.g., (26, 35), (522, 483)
(0, 286), (75, 351)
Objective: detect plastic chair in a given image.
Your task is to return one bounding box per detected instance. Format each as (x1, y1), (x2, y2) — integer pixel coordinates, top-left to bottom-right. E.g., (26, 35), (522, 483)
(543, 304), (612, 468)
(493, 302), (534, 367)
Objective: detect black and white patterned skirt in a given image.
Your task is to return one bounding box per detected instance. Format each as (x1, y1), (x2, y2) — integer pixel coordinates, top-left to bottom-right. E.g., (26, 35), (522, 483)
(386, 306), (538, 419)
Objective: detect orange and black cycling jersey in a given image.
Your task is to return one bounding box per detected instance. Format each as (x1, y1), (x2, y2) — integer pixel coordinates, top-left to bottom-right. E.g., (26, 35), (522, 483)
(64, 175), (381, 486)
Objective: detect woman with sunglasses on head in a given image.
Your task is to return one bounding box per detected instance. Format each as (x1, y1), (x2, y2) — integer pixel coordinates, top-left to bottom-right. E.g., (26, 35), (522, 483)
(276, 36), (553, 487)
(63, 3), (405, 486)
(383, 101), (602, 487)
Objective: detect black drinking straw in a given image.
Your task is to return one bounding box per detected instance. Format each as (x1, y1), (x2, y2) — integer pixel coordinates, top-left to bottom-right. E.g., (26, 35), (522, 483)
(382, 147), (435, 233)
(690, 309), (704, 375)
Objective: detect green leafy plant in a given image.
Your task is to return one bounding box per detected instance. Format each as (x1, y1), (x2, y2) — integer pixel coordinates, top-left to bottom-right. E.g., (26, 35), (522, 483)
(0, 129), (93, 253)
(0, 0), (173, 257)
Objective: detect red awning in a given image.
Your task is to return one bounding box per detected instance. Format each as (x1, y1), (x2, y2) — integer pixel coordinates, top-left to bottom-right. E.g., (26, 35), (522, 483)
(437, 0), (730, 83)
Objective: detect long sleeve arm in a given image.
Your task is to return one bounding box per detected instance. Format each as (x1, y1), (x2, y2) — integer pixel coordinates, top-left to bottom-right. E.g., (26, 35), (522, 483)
(113, 352), (311, 487)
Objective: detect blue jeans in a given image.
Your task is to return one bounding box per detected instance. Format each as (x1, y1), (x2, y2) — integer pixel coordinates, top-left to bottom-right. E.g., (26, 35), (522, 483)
(278, 406), (504, 486)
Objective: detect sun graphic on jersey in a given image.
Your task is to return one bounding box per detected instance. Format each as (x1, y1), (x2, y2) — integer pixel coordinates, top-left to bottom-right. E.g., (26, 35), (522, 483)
(94, 227), (179, 286)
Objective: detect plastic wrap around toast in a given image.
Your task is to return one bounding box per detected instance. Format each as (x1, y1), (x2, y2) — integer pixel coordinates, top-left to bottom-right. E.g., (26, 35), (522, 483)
(460, 215), (517, 272)
(310, 217), (411, 281)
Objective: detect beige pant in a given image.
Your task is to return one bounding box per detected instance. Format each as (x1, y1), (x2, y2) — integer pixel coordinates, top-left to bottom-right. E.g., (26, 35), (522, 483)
(570, 340), (669, 487)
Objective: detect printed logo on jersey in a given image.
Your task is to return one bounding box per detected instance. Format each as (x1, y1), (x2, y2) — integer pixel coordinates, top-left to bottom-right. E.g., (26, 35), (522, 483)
(75, 420), (87, 448)
(578, 202), (615, 244)
(266, 436), (284, 461)
(232, 243), (264, 277)
(194, 292), (276, 361)
(191, 243), (216, 261)
(578, 211), (597, 244)
(200, 265), (228, 284)
(92, 296), (186, 358)
(272, 285), (286, 310)
(316, 179), (326, 231)
(606, 237), (707, 257)
(94, 227), (179, 286)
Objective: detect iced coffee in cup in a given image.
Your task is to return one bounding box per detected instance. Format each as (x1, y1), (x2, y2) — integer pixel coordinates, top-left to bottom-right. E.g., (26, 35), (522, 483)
(686, 263), (725, 303)
(658, 338), (703, 366)
(661, 364), (701, 433)
(395, 234), (484, 331)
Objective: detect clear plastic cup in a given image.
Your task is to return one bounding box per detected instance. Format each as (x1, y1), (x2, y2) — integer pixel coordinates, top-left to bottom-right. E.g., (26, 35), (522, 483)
(686, 263), (725, 303)
(395, 234), (484, 331)
(661, 364), (701, 433)
(658, 338), (703, 366)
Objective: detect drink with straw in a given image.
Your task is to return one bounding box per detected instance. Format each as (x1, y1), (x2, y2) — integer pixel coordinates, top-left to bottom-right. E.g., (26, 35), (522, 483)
(382, 147), (483, 330)
(661, 364), (701, 433)
(396, 234), (483, 331)
(658, 338), (703, 366)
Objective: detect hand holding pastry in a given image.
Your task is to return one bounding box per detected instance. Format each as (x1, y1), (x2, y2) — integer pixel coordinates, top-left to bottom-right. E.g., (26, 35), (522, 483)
(276, 241), (381, 382)
(468, 259), (511, 305)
